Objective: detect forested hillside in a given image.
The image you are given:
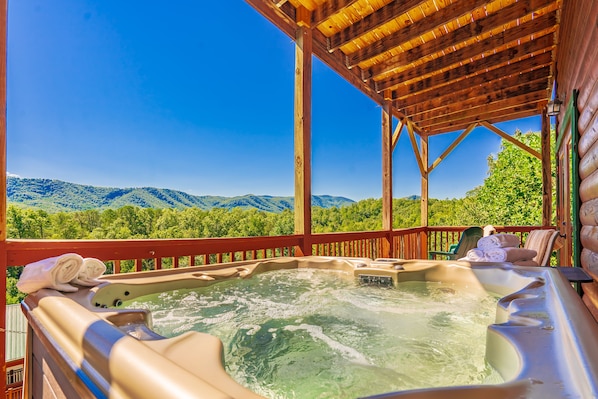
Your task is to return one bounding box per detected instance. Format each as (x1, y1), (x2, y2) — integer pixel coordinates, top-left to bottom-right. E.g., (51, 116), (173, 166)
(7, 177), (354, 212)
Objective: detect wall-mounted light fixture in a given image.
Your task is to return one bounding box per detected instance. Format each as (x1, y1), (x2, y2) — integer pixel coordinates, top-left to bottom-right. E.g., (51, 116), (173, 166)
(546, 98), (562, 116)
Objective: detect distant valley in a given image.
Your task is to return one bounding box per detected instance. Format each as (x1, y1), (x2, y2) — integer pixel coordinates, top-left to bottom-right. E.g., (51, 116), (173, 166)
(7, 177), (355, 213)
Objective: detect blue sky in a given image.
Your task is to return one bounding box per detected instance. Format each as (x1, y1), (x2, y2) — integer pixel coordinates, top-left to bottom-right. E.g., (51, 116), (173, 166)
(7, 0), (542, 201)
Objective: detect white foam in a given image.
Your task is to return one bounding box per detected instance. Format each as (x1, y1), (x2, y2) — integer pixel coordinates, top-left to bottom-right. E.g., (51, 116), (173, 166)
(284, 323), (371, 366)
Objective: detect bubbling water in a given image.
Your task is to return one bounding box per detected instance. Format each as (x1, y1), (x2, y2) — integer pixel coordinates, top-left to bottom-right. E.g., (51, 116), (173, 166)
(120, 268), (503, 398)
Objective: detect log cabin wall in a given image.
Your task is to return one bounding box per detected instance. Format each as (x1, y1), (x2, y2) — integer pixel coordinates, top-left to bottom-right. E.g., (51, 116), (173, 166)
(556, 0), (598, 317)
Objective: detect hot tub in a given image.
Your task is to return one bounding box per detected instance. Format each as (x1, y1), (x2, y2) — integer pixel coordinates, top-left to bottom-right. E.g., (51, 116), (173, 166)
(21, 256), (598, 398)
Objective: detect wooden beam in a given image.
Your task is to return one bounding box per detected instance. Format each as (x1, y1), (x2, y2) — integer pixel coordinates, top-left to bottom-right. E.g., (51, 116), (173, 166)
(382, 101), (393, 257)
(391, 118), (404, 152)
(413, 90), (548, 128)
(247, 0), (297, 38)
(407, 121), (426, 177)
(541, 109), (553, 226)
(294, 26), (313, 255)
(425, 108), (541, 135)
(429, 123), (478, 173)
(327, 0), (427, 52)
(422, 101), (544, 131)
(296, 5), (311, 27)
(479, 120), (542, 159)
(366, 10), (556, 81)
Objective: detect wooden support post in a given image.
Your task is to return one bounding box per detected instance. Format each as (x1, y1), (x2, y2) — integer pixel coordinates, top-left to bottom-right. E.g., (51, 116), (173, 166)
(382, 101), (393, 258)
(294, 26), (313, 256)
(420, 135), (429, 258)
(541, 109), (553, 227)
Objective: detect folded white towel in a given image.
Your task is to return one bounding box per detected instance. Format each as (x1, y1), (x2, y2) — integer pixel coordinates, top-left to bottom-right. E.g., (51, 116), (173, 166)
(477, 234), (521, 249)
(483, 247), (537, 263)
(71, 258), (106, 287)
(17, 253), (84, 294)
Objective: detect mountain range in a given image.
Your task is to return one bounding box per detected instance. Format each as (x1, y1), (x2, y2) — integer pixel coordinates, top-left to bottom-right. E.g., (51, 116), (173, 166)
(6, 177), (355, 213)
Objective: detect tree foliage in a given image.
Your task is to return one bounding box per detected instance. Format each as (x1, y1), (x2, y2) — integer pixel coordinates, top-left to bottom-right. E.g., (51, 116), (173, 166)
(453, 130), (550, 226)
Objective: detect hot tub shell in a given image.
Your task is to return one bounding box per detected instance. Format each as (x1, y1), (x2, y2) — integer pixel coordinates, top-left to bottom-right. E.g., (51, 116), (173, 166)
(20, 256), (598, 398)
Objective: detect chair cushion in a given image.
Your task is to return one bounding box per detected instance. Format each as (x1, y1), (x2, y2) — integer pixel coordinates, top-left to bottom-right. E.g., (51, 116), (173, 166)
(524, 229), (559, 266)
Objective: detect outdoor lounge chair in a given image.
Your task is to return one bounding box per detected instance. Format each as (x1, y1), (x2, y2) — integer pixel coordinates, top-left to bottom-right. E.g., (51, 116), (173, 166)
(514, 229), (561, 267)
(428, 226), (483, 260)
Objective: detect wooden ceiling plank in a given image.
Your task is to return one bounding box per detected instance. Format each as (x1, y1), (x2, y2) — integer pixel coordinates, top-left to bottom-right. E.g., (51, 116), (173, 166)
(428, 123), (478, 173)
(479, 120), (542, 159)
(327, 0), (428, 52)
(362, 0), (556, 79)
(405, 79), (549, 117)
(370, 11), (556, 86)
(392, 54), (552, 102)
(347, 0), (491, 67)
(312, 0), (361, 26)
(425, 108), (542, 135)
(413, 90), (547, 126)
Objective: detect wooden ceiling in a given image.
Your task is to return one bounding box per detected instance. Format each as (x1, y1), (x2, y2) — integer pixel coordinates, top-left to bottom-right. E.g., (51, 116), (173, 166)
(247, 0), (562, 136)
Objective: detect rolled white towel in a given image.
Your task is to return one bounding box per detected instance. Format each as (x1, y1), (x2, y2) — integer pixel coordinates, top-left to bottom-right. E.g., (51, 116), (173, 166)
(17, 253), (84, 294)
(483, 247), (537, 263)
(464, 248), (486, 262)
(71, 258), (106, 287)
(477, 234), (521, 249)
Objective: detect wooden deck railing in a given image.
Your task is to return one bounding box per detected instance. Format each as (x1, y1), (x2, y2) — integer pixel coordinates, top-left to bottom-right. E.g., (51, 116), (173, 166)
(5, 227), (436, 271)
(5, 359), (23, 399)
(3, 225), (548, 398)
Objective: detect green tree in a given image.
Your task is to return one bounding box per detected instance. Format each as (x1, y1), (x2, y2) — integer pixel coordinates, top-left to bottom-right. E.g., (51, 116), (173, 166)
(459, 130), (548, 226)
